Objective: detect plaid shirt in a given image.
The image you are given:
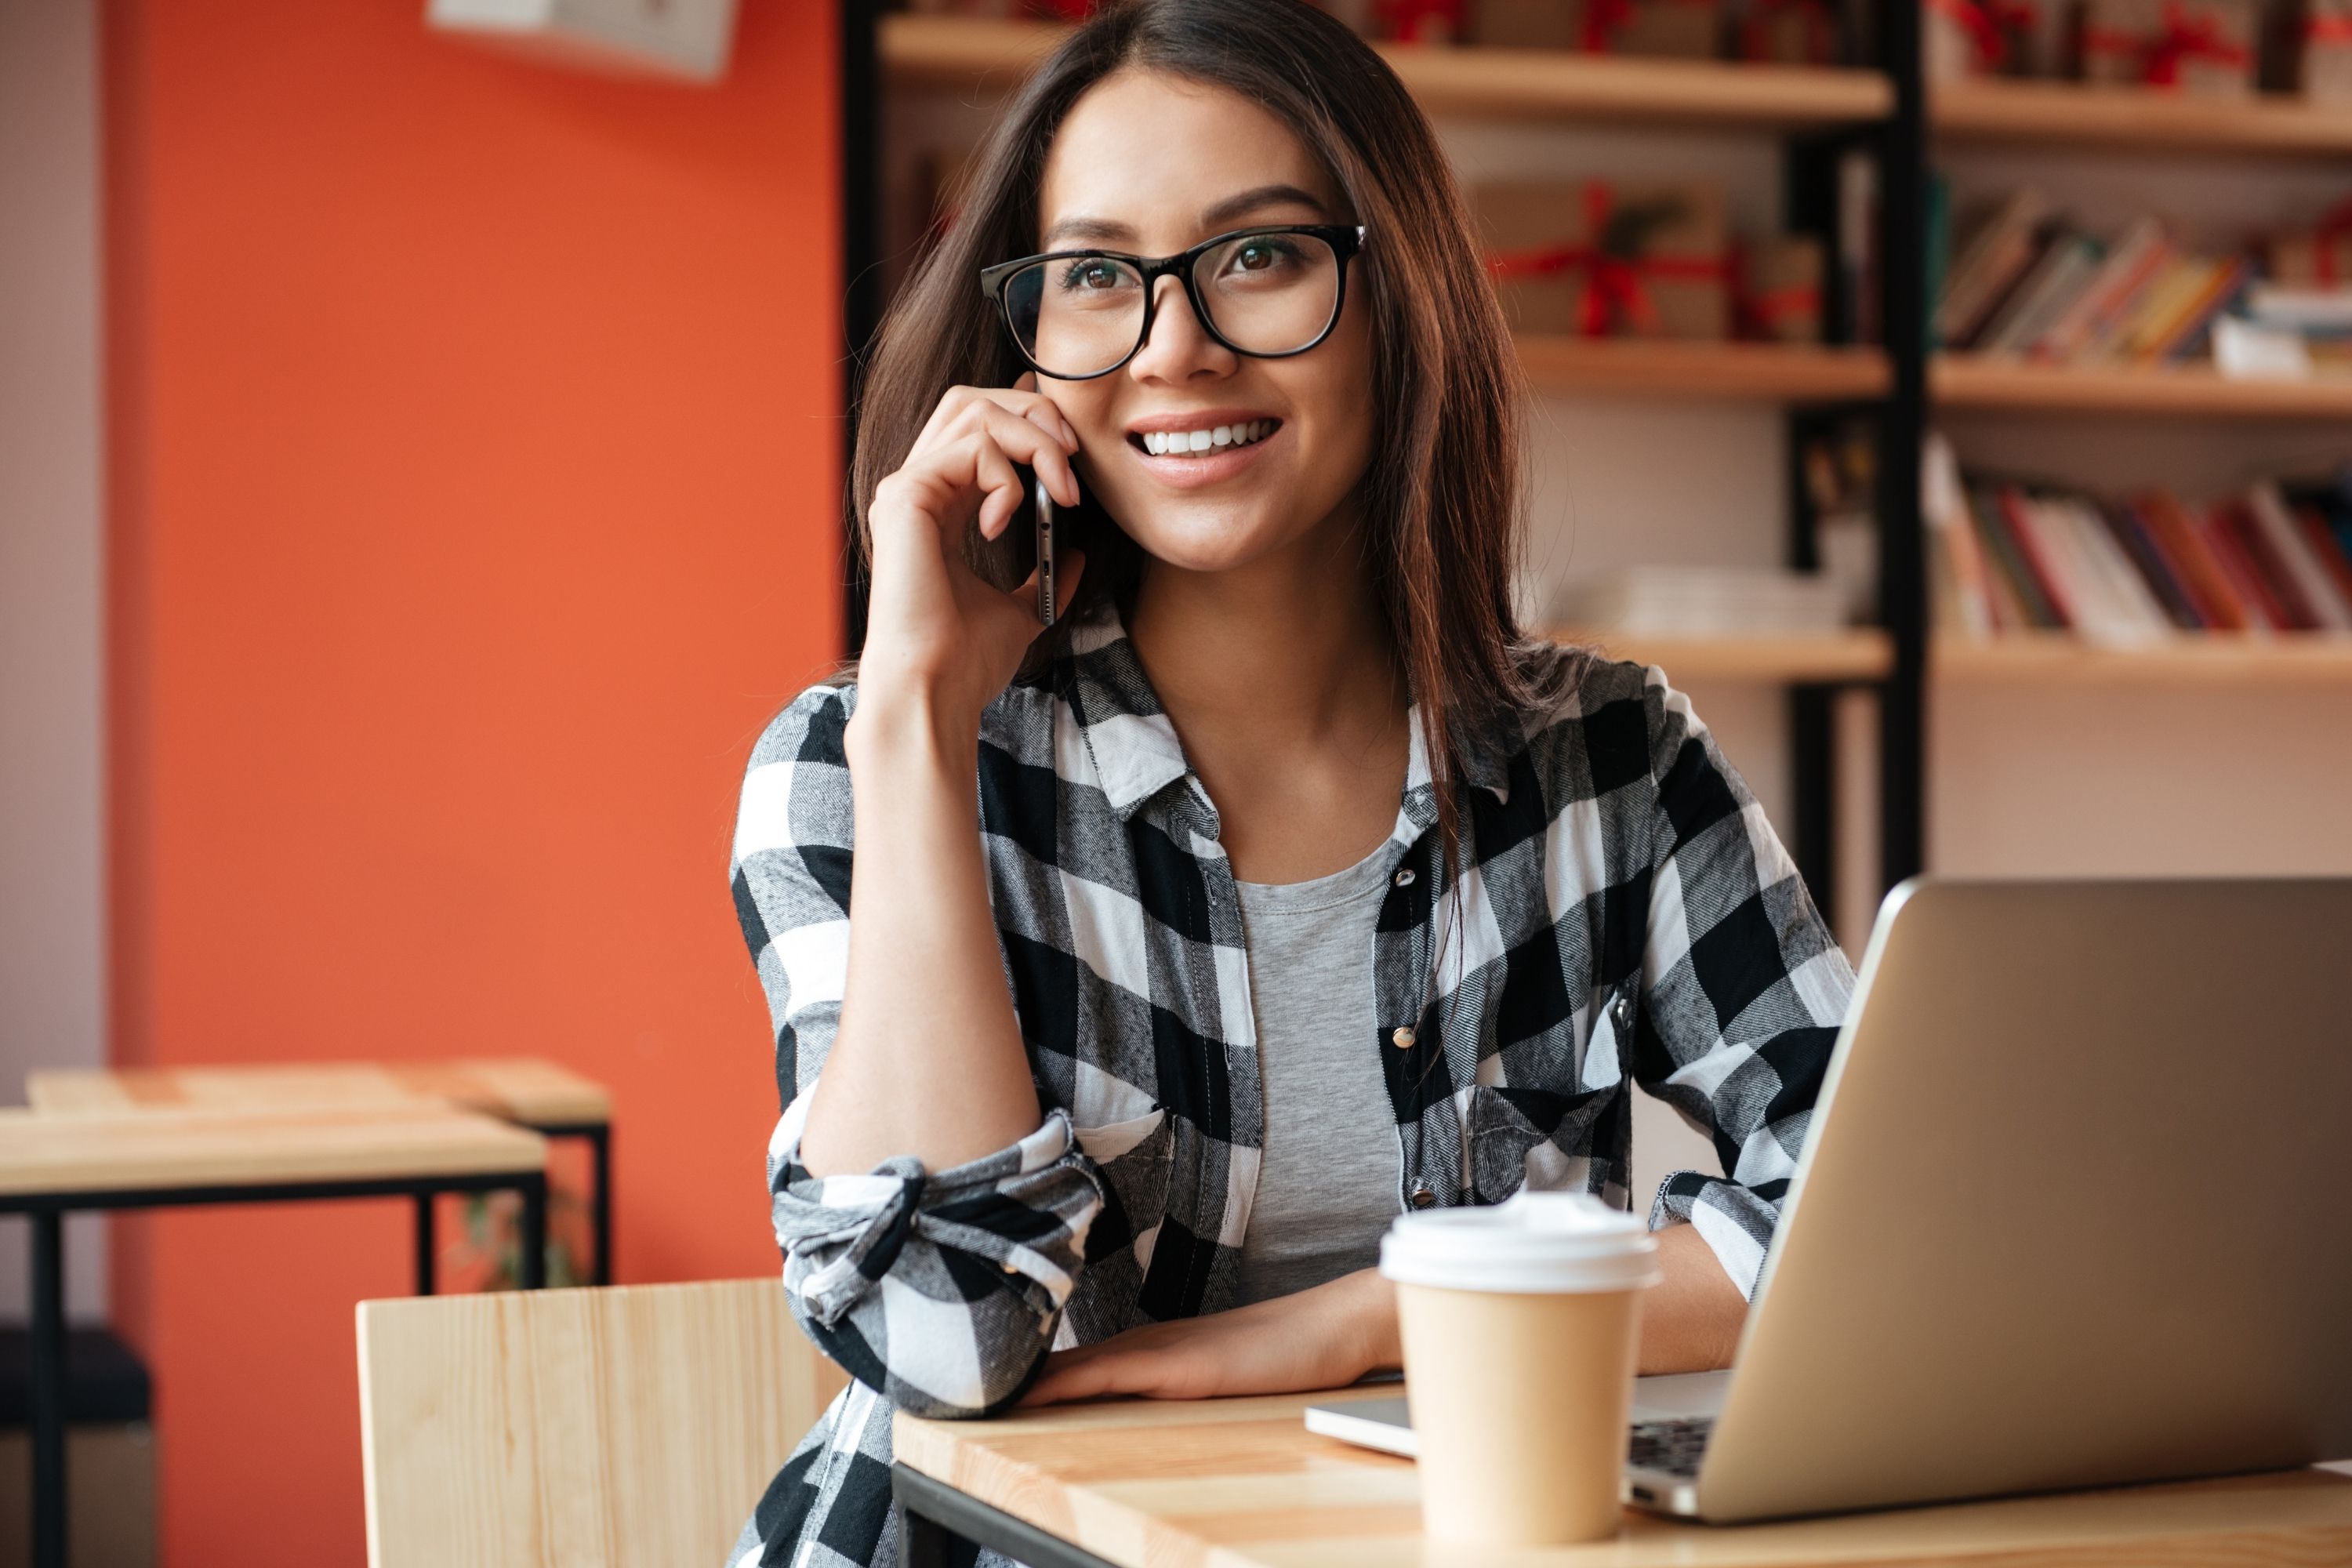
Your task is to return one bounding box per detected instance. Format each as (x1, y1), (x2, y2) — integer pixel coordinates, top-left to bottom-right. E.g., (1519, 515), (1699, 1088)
(724, 611), (1852, 1568)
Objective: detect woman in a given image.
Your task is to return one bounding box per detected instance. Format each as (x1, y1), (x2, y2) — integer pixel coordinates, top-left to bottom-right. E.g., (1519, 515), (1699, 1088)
(725, 2), (1851, 1563)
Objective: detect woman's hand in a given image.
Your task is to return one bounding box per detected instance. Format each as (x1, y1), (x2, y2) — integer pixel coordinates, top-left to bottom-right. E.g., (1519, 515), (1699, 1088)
(854, 375), (1087, 733)
(1020, 1267), (1400, 1407)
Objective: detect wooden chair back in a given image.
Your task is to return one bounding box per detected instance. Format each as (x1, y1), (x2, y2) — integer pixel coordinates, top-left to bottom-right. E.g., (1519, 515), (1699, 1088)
(357, 1277), (846, 1566)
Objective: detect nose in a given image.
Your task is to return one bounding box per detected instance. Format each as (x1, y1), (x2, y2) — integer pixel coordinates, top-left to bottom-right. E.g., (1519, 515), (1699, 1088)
(1126, 274), (1235, 384)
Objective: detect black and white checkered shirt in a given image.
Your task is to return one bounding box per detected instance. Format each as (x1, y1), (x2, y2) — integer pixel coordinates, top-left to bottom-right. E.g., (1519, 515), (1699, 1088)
(723, 611), (1852, 1568)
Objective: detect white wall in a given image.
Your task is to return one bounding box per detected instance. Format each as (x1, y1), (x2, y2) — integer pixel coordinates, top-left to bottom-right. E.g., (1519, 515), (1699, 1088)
(1, 0), (110, 1323)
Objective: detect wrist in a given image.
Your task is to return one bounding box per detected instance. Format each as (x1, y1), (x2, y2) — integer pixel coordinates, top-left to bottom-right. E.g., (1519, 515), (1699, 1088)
(844, 680), (981, 773)
(1337, 1266), (1402, 1377)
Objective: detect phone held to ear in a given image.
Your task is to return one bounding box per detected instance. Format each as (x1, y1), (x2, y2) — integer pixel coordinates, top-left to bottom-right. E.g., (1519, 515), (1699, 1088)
(1034, 470), (1058, 629)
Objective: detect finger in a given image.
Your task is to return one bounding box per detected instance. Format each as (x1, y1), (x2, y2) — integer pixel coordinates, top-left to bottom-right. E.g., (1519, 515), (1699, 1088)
(976, 402), (1082, 510)
(1013, 371), (1080, 452)
(971, 435), (1025, 541)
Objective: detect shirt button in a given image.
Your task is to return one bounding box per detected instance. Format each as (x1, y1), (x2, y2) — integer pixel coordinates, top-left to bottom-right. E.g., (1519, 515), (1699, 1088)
(1409, 1185), (1436, 1209)
(1611, 993), (1635, 1028)
(1391, 1025), (1417, 1050)
(1393, 868), (1416, 887)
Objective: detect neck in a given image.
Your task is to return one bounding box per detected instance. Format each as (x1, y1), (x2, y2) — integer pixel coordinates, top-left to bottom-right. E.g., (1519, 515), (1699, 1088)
(1125, 511), (1405, 757)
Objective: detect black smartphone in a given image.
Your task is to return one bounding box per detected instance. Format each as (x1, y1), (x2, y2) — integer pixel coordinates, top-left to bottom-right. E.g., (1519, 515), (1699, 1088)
(1034, 470), (1058, 628)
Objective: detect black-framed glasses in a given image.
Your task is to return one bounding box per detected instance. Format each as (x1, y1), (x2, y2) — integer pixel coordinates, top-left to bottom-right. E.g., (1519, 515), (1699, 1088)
(979, 224), (1367, 381)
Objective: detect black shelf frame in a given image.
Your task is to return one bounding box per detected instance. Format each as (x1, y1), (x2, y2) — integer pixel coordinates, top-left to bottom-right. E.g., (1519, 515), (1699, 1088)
(834, 1), (1931, 913)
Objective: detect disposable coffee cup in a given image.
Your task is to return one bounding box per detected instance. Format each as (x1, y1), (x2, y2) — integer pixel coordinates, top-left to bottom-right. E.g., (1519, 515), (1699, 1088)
(1379, 1190), (1661, 1545)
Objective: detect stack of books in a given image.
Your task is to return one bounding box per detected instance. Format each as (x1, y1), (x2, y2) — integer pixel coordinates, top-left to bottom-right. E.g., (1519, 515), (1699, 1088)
(1554, 567), (1853, 637)
(1923, 435), (2352, 642)
(1930, 187), (2249, 365)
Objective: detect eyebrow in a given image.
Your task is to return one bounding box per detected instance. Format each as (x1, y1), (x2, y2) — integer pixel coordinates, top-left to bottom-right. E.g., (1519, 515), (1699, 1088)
(1040, 182), (1332, 250)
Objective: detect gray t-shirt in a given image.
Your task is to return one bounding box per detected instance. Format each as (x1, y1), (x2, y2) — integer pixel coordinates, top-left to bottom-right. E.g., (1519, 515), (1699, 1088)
(1230, 843), (1403, 1306)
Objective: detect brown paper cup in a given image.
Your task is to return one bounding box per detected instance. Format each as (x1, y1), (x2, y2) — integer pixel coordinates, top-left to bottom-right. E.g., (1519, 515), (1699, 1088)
(1381, 1192), (1659, 1546)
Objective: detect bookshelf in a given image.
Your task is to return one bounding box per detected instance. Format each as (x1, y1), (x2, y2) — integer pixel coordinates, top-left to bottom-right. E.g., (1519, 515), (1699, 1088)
(879, 15), (1895, 127)
(1933, 357), (2352, 419)
(1936, 633), (2352, 683)
(1932, 78), (2352, 159)
(1521, 339), (1893, 401)
(847, 1), (1936, 920)
(1554, 629), (1897, 681)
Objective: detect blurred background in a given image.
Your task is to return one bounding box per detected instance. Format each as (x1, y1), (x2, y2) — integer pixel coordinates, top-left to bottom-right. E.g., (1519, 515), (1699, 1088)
(3, 0), (2350, 1560)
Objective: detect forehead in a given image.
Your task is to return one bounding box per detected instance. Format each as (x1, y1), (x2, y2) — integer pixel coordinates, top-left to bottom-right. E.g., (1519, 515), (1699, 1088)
(1037, 69), (1342, 248)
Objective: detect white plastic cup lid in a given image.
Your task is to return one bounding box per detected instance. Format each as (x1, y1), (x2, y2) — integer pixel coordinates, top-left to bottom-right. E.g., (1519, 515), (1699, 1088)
(1380, 1189), (1661, 1294)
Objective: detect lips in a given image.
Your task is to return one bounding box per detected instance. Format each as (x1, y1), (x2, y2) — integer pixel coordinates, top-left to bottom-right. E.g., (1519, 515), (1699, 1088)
(1131, 418), (1279, 456)
(1124, 420), (1289, 486)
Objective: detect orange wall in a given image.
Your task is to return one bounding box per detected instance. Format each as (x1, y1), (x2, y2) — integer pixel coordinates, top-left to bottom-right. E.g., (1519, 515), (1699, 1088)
(103, 0), (840, 1556)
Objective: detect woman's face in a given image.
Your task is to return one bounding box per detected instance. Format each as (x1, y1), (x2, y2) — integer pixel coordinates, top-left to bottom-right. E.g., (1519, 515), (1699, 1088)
(1033, 69), (1376, 578)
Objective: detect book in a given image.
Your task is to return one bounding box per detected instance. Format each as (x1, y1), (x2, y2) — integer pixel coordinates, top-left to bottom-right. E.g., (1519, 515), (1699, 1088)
(2117, 258), (2219, 361)
(1922, 434), (1994, 637)
(1994, 486), (2081, 626)
(1935, 190), (2052, 350)
(2295, 503), (2352, 621)
(2035, 217), (2166, 364)
(1981, 230), (2106, 356)
(1965, 485), (2060, 628)
(2098, 500), (2206, 630)
(2246, 481), (2352, 629)
(2145, 257), (2249, 362)
(2135, 492), (2251, 631)
(2201, 503), (2294, 630)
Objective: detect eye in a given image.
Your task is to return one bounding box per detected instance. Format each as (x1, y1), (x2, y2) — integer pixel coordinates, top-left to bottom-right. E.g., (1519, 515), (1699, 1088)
(1055, 256), (1131, 292)
(1228, 236), (1300, 274)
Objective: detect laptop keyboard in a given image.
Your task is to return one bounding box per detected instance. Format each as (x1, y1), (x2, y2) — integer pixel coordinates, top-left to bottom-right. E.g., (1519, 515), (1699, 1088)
(1628, 1415), (1715, 1477)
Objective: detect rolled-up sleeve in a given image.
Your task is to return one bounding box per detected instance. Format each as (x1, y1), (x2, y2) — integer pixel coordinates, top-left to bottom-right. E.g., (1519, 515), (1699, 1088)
(1627, 673), (1853, 1301)
(730, 683), (1105, 1417)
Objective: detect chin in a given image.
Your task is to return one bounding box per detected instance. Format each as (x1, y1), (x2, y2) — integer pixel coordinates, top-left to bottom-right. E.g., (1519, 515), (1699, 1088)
(1116, 504), (1300, 575)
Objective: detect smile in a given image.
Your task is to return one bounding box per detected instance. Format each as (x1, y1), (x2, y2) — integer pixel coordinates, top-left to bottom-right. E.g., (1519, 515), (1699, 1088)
(1130, 419), (1281, 456)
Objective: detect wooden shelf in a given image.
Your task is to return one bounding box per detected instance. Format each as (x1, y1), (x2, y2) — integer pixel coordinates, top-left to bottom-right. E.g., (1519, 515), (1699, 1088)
(1521, 338), (1891, 401)
(1933, 78), (2352, 158)
(1548, 627), (1894, 681)
(880, 15), (1893, 129)
(1933, 355), (2352, 419)
(1936, 633), (2352, 683)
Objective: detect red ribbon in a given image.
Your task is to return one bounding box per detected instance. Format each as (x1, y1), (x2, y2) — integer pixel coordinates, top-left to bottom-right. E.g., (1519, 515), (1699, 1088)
(1740, 0), (1839, 61)
(2081, 0), (2252, 85)
(1381, 0), (1465, 42)
(2310, 194), (2352, 287)
(1928, 0), (2020, 67)
(1486, 184), (1731, 338)
(1574, 0), (1719, 52)
(2305, 11), (2352, 40)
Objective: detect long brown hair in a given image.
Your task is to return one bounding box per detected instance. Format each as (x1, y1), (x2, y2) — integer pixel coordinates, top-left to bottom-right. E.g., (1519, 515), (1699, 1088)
(850, 0), (1541, 863)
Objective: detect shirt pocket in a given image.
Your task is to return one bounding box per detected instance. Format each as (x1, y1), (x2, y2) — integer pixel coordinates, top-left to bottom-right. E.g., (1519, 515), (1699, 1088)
(1072, 1107), (1173, 1265)
(1465, 1083), (1616, 1206)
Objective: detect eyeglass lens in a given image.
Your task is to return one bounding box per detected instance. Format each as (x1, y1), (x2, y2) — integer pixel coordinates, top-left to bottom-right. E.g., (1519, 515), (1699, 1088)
(1002, 231), (1342, 379)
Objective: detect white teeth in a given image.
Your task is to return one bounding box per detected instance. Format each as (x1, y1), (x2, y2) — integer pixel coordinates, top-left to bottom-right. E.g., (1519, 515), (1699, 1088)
(1138, 420), (1276, 456)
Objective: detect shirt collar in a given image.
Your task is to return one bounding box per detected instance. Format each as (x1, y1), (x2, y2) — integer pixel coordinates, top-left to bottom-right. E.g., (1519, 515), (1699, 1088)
(1058, 607), (1517, 822)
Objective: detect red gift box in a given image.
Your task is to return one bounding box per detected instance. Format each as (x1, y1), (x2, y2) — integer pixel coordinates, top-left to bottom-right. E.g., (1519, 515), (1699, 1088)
(1926, 0), (2042, 77)
(1471, 0), (1722, 56)
(2074, 0), (2256, 93)
(1740, 0), (1842, 64)
(1479, 180), (1733, 340)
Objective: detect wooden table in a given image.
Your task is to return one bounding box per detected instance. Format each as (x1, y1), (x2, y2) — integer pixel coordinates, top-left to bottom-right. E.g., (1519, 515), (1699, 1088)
(28, 1058), (613, 1286)
(0, 1103), (550, 1568)
(891, 1387), (2352, 1567)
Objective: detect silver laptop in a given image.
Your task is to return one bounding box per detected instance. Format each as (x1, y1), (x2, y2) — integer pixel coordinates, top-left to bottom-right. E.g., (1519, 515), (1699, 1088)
(1308, 877), (2352, 1523)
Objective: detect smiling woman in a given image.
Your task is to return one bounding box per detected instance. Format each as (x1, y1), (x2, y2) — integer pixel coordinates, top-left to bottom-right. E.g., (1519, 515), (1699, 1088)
(724, 4), (1852, 1566)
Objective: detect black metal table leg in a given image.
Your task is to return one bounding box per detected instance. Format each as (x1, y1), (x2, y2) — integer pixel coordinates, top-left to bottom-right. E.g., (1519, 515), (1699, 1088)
(413, 1191), (437, 1295)
(31, 1209), (66, 1568)
(891, 1462), (1116, 1568)
(518, 1173), (548, 1289)
(588, 1123), (611, 1285)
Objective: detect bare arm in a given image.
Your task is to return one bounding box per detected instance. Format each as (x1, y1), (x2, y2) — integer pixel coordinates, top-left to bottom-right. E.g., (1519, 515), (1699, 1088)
(1018, 1224), (1744, 1407)
(797, 695), (1044, 1174)
(795, 378), (1086, 1179)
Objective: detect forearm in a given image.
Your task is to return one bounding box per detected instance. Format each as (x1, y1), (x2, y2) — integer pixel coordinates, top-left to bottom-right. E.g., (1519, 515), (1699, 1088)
(797, 688), (1043, 1177)
(1635, 1222), (1747, 1374)
(1330, 1223), (1740, 1386)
